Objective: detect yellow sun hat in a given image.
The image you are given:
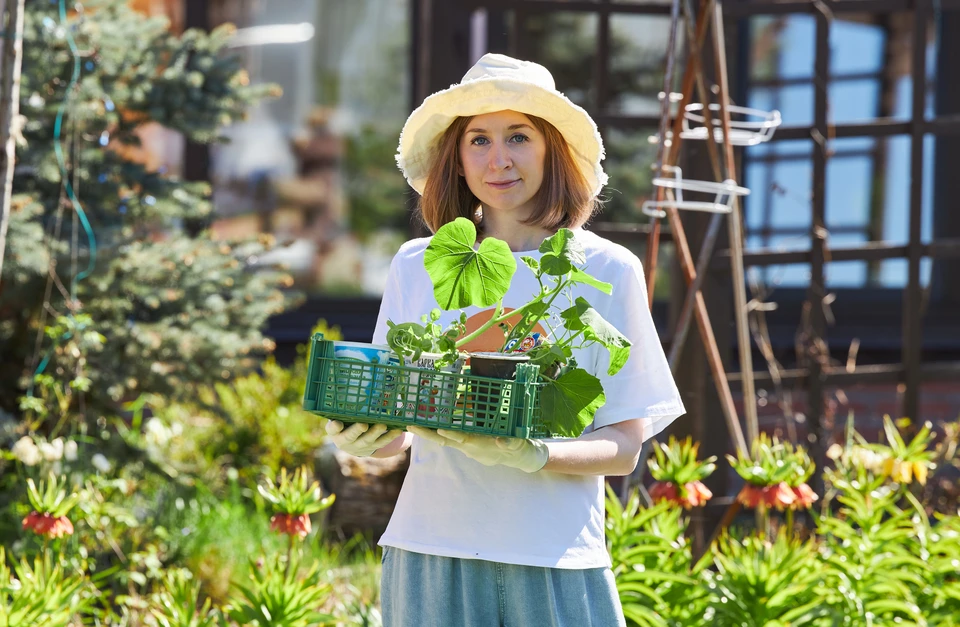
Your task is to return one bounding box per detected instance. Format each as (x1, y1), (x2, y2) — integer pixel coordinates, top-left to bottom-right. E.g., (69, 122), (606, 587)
(396, 53), (608, 198)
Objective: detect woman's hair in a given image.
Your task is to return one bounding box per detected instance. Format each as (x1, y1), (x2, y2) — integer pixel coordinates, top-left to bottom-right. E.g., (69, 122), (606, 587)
(417, 113), (598, 234)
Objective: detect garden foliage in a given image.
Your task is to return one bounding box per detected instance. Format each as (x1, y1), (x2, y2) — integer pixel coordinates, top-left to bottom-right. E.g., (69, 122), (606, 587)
(608, 421), (960, 627)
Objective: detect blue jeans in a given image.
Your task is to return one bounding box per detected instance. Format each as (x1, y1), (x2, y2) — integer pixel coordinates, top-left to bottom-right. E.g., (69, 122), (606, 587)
(380, 547), (626, 627)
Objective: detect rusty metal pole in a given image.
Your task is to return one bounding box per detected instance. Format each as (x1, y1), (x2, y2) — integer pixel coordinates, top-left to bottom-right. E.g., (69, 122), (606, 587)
(650, 0), (748, 456)
(666, 0), (727, 368)
(711, 1), (759, 444)
(643, 0), (683, 309)
(624, 0), (748, 503)
(644, 0), (715, 306)
(0, 0), (26, 280)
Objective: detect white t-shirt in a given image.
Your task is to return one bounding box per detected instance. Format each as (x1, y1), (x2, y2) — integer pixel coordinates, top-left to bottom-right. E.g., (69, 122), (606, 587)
(372, 227), (685, 569)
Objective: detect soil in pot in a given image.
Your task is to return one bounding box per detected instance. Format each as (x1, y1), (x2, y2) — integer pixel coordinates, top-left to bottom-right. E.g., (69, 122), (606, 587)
(469, 352), (530, 380)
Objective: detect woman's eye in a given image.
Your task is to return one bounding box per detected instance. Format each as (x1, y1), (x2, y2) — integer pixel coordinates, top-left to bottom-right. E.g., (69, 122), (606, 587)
(510, 134), (529, 143)
(470, 137), (489, 146)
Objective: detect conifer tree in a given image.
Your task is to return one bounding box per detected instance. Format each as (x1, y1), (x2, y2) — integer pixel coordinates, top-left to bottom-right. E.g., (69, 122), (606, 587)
(0, 0), (293, 421)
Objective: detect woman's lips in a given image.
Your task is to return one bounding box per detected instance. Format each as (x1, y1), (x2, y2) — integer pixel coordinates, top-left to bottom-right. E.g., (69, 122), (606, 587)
(487, 179), (519, 190)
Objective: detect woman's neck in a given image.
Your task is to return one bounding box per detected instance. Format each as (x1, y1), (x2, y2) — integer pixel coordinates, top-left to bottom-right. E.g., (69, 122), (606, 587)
(479, 209), (554, 253)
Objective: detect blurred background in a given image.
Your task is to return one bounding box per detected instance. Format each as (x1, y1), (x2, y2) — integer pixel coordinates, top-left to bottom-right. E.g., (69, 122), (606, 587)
(189, 0), (960, 521)
(8, 0), (953, 499)
(177, 0), (960, 462)
(1, 0), (959, 622)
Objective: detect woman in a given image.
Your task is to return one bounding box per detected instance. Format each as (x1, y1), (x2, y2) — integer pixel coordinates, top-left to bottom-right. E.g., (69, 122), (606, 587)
(326, 53), (685, 626)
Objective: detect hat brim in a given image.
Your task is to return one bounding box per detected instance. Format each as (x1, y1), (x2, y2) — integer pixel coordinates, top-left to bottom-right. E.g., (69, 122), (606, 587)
(396, 77), (608, 198)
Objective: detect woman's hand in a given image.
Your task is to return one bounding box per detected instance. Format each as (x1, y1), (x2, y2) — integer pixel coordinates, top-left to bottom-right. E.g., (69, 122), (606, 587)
(407, 419), (646, 476)
(325, 420), (404, 457)
(406, 426), (548, 473)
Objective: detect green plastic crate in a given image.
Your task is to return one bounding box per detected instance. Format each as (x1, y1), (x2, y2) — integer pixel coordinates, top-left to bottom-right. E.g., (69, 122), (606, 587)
(302, 333), (549, 438)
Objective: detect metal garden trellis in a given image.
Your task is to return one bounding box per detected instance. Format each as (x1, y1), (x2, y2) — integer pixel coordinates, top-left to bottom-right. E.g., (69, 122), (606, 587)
(433, 0), (960, 521)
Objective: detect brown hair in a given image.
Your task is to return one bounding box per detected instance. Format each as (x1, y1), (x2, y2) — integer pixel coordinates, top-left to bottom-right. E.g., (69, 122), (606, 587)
(417, 113), (598, 234)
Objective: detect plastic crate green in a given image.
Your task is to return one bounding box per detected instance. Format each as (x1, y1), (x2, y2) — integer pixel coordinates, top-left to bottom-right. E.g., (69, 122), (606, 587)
(302, 333), (549, 438)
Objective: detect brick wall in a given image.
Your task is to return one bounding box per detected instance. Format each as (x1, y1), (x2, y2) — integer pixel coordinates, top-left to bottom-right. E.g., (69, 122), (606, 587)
(732, 380), (960, 445)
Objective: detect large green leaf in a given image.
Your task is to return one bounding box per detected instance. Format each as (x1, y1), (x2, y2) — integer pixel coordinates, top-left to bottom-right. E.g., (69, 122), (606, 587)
(560, 297), (632, 375)
(538, 228), (584, 276)
(541, 367), (605, 437)
(424, 217), (516, 310)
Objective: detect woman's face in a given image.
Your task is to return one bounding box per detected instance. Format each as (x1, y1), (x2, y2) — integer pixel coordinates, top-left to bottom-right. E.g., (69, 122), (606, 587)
(458, 110), (546, 220)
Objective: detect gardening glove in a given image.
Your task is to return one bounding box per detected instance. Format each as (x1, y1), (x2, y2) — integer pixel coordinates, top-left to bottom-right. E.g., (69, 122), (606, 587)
(407, 426), (549, 473)
(325, 420), (403, 457)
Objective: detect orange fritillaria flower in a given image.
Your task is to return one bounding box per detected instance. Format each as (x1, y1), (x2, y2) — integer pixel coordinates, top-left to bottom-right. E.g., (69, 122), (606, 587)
(790, 483), (818, 510)
(683, 480), (713, 508)
(762, 482), (797, 510)
(269, 513), (312, 539)
(649, 481), (679, 504)
(737, 484), (765, 509)
(650, 481), (713, 509)
(737, 482), (799, 511)
(22, 512), (74, 538)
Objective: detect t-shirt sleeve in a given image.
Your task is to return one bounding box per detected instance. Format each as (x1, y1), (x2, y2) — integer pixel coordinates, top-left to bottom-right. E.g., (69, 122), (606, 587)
(590, 257), (685, 440)
(371, 252), (405, 345)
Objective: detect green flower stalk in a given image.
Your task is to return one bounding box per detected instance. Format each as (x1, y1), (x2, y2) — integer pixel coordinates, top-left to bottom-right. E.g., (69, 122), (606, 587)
(226, 553), (334, 627)
(258, 467), (335, 539)
(647, 436), (717, 509)
(727, 435), (817, 511)
(877, 415), (935, 486)
(22, 473), (81, 539)
(824, 414), (934, 495)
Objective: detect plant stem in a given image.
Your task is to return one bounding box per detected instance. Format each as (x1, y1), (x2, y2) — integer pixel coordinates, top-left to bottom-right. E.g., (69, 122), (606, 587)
(500, 276), (574, 351)
(285, 533), (294, 579)
(507, 277), (567, 346)
(454, 300), (504, 349)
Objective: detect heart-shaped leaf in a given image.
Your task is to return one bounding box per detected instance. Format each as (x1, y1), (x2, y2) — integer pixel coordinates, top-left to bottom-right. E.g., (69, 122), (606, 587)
(424, 218), (516, 309)
(541, 368), (606, 438)
(538, 230), (584, 276)
(560, 297), (632, 376)
(539, 228), (585, 265)
(539, 252), (572, 276)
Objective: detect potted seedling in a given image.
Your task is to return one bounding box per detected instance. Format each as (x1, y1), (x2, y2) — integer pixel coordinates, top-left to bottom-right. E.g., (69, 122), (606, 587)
(388, 217), (632, 438)
(386, 310), (468, 421)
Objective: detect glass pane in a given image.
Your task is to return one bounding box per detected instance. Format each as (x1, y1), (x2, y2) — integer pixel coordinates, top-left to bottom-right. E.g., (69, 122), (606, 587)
(872, 135), (933, 247)
(873, 258), (932, 288)
(744, 14), (938, 125)
(748, 139), (813, 159)
(748, 15), (816, 82)
(826, 155), (873, 229)
(829, 80), (882, 124)
(517, 13), (598, 110)
(748, 85), (814, 127)
(606, 14), (684, 115)
(601, 127), (658, 222)
(830, 18), (885, 75)
(748, 159), (814, 233)
(831, 13), (938, 122)
(209, 0), (411, 296)
(825, 232), (869, 287)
